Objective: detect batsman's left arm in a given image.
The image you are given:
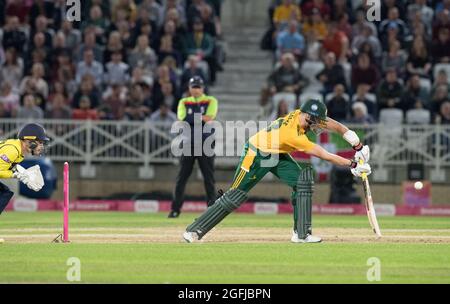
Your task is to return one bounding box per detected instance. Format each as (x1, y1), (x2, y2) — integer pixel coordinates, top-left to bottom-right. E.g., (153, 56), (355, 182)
(308, 144), (353, 167)
(326, 117), (370, 162)
(325, 117), (351, 137)
(308, 144), (371, 178)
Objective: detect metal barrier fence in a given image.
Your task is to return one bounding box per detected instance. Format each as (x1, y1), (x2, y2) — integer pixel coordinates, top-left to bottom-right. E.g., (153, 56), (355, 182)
(1, 119), (449, 181)
(350, 123), (450, 182)
(0, 119), (176, 178)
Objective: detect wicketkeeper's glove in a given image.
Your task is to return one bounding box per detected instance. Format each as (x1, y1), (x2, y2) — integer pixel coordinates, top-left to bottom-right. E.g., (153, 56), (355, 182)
(12, 165), (44, 192)
(26, 165), (45, 192)
(12, 164), (30, 182)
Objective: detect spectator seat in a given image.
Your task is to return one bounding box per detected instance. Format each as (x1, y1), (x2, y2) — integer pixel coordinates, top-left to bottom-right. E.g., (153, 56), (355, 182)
(300, 60), (324, 93)
(376, 108), (404, 155)
(406, 109), (431, 125)
(299, 92), (323, 105)
(325, 92), (350, 103)
(433, 64), (450, 84)
(379, 108), (404, 125)
(272, 92), (297, 112)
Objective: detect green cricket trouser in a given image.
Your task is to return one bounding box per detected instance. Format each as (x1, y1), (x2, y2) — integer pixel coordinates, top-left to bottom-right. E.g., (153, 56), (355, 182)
(231, 142), (312, 197)
(184, 142), (314, 239)
(230, 143), (313, 231)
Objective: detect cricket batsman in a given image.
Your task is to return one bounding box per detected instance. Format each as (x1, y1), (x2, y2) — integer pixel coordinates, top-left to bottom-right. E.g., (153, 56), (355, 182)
(183, 99), (371, 243)
(0, 123), (48, 216)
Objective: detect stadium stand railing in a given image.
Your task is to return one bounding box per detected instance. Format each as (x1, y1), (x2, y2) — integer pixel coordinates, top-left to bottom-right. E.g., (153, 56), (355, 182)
(1, 119), (449, 181)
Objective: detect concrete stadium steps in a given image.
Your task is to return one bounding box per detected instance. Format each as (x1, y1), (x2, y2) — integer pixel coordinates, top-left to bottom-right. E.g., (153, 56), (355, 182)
(216, 103), (261, 122)
(226, 51), (272, 62)
(214, 73), (268, 92)
(225, 26), (268, 36)
(225, 36), (262, 46)
(213, 93), (260, 107)
(223, 62), (273, 74)
(212, 26), (273, 122)
(212, 85), (262, 95)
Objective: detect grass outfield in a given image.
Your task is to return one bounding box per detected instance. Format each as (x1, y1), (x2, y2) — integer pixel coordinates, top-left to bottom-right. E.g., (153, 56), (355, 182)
(0, 212), (449, 283)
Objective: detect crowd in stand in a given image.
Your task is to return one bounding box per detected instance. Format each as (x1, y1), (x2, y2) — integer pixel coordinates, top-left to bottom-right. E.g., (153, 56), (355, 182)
(0, 0), (224, 123)
(261, 0), (450, 126)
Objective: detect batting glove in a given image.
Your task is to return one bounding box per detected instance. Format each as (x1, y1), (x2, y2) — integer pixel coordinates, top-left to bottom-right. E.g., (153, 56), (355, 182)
(351, 162), (372, 178)
(354, 144), (370, 163)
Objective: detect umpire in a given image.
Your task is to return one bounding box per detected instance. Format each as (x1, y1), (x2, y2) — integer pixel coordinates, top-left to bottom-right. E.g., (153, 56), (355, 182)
(169, 76), (219, 218)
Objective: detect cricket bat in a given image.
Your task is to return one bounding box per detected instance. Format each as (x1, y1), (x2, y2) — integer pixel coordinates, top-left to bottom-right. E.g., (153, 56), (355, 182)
(360, 161), (382, 238)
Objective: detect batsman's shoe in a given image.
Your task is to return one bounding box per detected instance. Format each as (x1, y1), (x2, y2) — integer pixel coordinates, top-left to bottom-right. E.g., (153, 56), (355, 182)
(168, 211), (180, 218)
(183, 231), (199, 243)
(291, 231), (322, 243)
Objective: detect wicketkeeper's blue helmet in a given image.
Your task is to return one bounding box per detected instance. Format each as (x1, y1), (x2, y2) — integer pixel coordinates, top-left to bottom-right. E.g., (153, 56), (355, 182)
(18, 123), (50, 142)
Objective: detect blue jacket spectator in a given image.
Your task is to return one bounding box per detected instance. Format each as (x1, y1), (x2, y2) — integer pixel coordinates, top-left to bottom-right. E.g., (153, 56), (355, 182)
(276, 20), (305, 61)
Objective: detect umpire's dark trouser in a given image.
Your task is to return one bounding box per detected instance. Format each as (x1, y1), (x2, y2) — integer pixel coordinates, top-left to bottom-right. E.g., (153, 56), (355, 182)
(172, 155), (216, 213)
(0, 182), (14, 215)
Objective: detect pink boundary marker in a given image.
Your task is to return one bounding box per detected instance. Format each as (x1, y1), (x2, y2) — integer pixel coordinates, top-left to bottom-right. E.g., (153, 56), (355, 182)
(63, 162), (69, 242)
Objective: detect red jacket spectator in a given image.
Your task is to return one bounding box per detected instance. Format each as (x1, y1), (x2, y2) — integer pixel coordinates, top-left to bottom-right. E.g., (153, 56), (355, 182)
(72, 109), (99, 120)
(302, 0), (331, 20)
(432, 28), (450, 64)
(322, 23), (349, 61)
(5, 1), (31, 24)
(433, 10), (450, 41)
(352, 53), (380, 91)
(72, 96), (99, 120)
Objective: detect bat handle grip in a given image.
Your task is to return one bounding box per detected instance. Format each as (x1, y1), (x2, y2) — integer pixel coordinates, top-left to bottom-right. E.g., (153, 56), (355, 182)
(359, 159), (368, 180)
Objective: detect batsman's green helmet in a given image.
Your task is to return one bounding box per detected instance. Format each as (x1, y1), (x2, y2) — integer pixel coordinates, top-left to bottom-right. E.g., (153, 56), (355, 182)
(300, 99), (328, 122)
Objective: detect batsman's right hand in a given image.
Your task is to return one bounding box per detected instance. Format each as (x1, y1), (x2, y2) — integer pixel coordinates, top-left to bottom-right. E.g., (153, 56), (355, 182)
(354, 145), (370, 163)
(351, 163), (372, 178)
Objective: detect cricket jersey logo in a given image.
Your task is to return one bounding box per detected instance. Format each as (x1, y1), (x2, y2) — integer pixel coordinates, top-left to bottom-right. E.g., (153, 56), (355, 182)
(0, 154), (11, 163)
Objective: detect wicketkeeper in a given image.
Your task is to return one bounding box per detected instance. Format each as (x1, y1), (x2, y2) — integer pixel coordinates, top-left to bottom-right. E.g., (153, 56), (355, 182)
(183, 99), (371, 243)
(0, 123), (48, 215)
